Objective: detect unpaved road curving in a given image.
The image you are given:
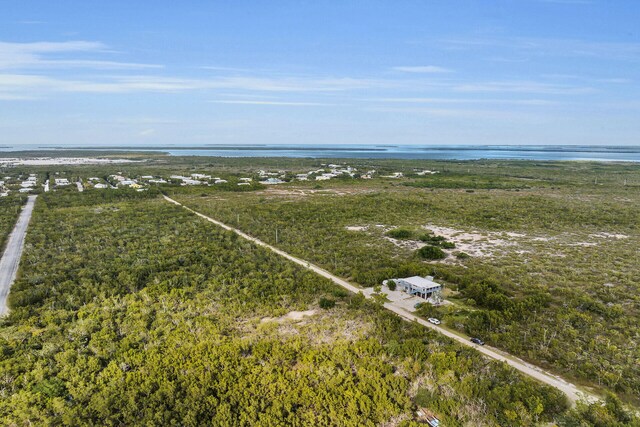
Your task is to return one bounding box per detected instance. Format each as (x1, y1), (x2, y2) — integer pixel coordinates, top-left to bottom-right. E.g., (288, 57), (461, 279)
(0, 195), (37, 316)
(163, 194), (599, 405)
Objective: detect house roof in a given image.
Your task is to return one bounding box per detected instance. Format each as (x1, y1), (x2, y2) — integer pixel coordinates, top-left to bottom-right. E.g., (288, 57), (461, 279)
(399, 276), (441, 290)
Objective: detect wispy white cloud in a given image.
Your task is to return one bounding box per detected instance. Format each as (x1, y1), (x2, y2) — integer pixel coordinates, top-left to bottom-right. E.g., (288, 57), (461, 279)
(440, 37), (640, 61)
(372, 97), (557, 106)
(366, 106), (538, 121)
(209, 100), (333, 106)
(138, 128), (156, 136)
(0, 73), (382, 97)
(393, 65), (452, 73)
(542, 74), (632, 85)
(0, 40), (162, 70)
(453, 81), (594, 95)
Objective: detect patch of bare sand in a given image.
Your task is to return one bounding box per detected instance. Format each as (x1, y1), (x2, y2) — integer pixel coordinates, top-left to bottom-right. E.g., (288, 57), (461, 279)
(422, 225), (516, 258)
(261, 309), (317, 323)
(589, 232), (629, 240)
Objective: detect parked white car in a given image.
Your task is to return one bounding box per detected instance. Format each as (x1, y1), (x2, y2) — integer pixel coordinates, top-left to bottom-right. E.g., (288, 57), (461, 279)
(427, 318), (441, 325)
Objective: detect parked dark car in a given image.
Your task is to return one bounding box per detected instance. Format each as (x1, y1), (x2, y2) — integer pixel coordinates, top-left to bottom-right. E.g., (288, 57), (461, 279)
(470, 337), (485, 345)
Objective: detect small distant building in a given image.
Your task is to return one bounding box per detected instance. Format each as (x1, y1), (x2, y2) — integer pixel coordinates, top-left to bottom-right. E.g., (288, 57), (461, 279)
(261, 178), (285, 185)
(191, 173), (211, 180)
(182, 179), (202, 186)
(19, 188), (32, 193)
(55, 178), (70, 186)
(239, 177), (252, 182)
(94, 183), (108, 189)
(214, 179), (228, 184)
(237, 182), (251, 186)
(394, 276), (442, 299)
(140, 175), (154, 179)
(88, 177), (101, 181)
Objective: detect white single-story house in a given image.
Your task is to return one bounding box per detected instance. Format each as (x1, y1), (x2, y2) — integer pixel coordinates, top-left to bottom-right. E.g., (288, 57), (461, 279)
(261, 178), (285, 184)
(393, 276), (442, 299)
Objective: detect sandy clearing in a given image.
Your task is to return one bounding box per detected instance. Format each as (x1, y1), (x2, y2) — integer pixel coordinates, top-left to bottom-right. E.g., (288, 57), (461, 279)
(589, 232), (629, 239)
(421, 224), (517, 258)
(261, 309), (317, 323)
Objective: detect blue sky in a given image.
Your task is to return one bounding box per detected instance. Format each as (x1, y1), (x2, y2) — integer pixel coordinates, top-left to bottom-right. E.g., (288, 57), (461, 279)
(1, 0), (639, 147)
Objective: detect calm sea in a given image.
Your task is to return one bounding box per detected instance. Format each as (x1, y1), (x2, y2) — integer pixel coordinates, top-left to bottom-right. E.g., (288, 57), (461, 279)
(3, 144), (640, 162)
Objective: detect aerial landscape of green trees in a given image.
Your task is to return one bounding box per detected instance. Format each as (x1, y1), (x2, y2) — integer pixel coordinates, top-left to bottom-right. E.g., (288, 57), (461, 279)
(168, 159), (640, 407)
(0, 189), (578, 426)
(0, 155), (638, 426)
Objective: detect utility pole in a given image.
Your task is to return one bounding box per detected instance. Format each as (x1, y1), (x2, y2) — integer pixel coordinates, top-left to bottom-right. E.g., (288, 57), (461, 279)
(275, 227), (279, 244)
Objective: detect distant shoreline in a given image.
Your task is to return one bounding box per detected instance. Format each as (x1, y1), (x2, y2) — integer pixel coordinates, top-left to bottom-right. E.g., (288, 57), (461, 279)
(2, 145), (640, 162)
(44, 146), (389, 152)
(31, 144), (640, 154)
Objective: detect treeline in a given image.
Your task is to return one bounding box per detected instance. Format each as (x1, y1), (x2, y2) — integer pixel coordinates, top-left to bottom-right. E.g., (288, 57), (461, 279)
(0, 192), (572, 425)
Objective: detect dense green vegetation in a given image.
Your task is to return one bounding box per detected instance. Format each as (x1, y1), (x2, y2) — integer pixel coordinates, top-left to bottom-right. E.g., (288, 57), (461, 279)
(0, 195), (26, 251)
(0, 191), (571, 426)
(168, 160), (640, 406)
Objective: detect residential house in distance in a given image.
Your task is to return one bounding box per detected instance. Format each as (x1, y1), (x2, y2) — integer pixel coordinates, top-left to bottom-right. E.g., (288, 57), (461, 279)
(54, 178), (70, 186)
(261, 177), (285, 185)
(391, 276), (442, 300)
(182, 179), (202, 186)
(191, 173), (211, 180)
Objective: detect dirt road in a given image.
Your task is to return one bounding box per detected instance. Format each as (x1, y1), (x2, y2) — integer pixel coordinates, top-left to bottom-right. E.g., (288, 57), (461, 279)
(0, 195), (37, 316)
(163, 194), (598, 404)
